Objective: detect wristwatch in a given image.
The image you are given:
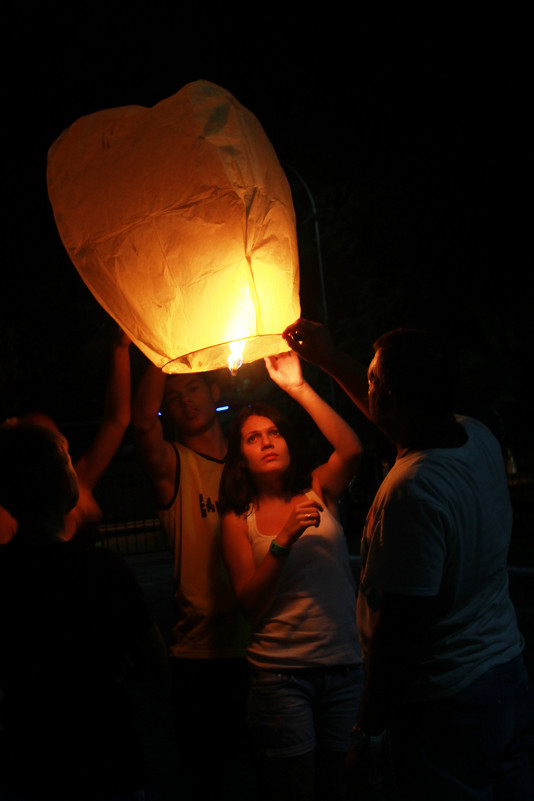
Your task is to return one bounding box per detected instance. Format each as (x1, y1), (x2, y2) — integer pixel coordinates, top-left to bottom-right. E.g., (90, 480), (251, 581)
(269, 540), (291, 558)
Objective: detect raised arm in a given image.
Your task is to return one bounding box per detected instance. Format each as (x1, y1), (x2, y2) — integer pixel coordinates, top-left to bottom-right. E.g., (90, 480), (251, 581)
(131, 361), (177, 507)
(264, 350), (363, 507)
(74, 327), (131, 491)
(283, 319), (371, 420)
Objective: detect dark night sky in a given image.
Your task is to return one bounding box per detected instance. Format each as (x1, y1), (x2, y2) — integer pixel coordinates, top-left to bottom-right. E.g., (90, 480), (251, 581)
(1, 4), (532, 461)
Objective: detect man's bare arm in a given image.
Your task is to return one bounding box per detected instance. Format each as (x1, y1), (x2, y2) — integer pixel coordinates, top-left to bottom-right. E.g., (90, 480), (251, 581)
(283, 319), (371, 419)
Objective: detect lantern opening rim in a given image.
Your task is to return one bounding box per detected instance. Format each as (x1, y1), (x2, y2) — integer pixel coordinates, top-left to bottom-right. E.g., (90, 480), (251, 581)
(160, 332), (292, 375)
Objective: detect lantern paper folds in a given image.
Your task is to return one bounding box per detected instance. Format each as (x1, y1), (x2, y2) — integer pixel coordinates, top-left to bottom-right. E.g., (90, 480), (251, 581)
(47, 80), (300, 373)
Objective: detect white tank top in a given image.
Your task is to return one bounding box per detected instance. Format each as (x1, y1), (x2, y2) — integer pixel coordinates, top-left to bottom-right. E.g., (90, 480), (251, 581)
(245, 490), (362, 670)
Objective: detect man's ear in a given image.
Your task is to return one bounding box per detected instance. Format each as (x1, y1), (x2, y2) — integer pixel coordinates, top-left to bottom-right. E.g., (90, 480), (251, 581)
(377, 387), (398, 423)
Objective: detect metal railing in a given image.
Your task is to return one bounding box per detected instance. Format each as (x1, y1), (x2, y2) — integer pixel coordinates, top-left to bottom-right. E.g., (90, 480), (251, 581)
(91, 445), (534, 571)
(92, 448), (167, 555)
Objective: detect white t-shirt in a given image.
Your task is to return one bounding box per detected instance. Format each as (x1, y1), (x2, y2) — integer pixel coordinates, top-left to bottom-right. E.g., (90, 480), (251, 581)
(359, 416), (524, 702)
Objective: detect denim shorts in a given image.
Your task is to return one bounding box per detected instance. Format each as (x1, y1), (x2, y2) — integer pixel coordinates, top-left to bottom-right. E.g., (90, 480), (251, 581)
(247, 664), (364, 758)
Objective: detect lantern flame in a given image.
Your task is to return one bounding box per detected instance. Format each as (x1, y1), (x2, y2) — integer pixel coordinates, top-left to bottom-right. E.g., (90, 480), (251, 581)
(228, 340), (245, 376)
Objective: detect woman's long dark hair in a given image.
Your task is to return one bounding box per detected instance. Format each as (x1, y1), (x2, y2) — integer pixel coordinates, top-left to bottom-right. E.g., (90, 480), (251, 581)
(219, 402), (312, 517)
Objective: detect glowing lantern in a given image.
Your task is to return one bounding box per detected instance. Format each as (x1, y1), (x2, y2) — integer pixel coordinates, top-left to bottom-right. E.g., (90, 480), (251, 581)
(46, 80), (300, 373)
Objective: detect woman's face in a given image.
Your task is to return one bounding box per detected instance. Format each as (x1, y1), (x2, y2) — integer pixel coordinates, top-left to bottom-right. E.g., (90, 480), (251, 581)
(240, 415), (291, 479)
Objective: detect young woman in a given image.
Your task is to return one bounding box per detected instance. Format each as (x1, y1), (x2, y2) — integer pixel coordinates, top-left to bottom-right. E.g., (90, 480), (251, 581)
(219, 350), (364, 801)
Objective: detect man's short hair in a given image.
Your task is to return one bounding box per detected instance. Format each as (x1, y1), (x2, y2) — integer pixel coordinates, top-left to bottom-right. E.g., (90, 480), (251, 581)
(373, 328), (457, 417)
(163, 371), (216, 402)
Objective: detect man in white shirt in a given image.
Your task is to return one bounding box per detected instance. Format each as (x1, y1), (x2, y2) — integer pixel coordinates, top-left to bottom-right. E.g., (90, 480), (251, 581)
(283, 319), (534, 800)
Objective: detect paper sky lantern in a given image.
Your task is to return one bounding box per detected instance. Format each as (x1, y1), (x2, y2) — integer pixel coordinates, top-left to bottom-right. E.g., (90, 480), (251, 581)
(47, 80), (300, 373)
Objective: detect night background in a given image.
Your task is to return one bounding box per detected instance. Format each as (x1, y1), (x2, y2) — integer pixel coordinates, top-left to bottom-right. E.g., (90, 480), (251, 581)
(2, 4), (532, 477)
(1, 7), (533, 797)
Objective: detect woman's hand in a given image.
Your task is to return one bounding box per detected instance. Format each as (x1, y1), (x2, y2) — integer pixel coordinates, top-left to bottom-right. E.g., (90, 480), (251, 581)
(275, 499), (324, 549)
(264, 350), (305, 394)
(222, 501), (322, 626)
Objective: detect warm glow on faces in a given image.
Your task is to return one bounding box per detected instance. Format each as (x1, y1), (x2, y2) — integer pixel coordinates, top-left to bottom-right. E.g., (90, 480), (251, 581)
(367, 351), (388, 426)
(163, 375), (218, 435)
(240, 415), (290, 478)
(367, 354), (381, 413)
(367, 350), (397, 438)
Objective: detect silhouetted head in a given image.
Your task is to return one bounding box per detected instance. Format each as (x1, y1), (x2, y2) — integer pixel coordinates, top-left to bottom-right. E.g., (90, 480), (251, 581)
(367, 328), (457, 441)
(0, 422), (79, 537)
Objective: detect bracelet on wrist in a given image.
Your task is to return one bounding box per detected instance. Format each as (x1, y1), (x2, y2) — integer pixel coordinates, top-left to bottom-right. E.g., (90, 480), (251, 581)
(269, 540), (291, 558)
